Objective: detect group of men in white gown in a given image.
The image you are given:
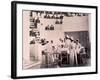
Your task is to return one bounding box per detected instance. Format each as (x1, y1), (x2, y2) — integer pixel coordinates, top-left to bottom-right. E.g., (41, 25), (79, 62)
(43, 35), (85, 66)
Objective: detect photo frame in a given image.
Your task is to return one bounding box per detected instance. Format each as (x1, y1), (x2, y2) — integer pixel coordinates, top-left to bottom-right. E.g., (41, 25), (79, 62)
(11, 1), (98, 79)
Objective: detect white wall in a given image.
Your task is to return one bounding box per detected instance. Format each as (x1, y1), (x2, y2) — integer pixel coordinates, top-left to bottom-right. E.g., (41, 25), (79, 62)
(62, 16), (89, 31)
(23, 11), (30, 66)
(0, 0), (99, 80)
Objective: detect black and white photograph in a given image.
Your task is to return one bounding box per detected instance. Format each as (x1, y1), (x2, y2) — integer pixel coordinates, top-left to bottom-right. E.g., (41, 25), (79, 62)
(23, 10), (91, 69)
(11, 1), (97, 79)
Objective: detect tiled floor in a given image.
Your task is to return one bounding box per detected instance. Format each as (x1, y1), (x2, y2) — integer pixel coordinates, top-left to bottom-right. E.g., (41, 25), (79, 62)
(28, 58), (91, 69)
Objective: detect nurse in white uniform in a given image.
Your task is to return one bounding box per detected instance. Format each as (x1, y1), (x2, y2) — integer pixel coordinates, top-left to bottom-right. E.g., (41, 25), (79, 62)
(69, 37), (78, 66)
(64, 35), (71, 64)
(76, 39), (83, 64)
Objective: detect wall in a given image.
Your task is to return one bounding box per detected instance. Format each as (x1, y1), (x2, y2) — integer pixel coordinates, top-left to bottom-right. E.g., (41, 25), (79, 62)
(0, 0), (99, 80)
(62, 16), (89, 31)
(23, 11), (30, 67)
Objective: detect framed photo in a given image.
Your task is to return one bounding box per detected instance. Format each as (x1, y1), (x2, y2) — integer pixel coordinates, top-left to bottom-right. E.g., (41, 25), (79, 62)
(11, 1), (98, 79)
